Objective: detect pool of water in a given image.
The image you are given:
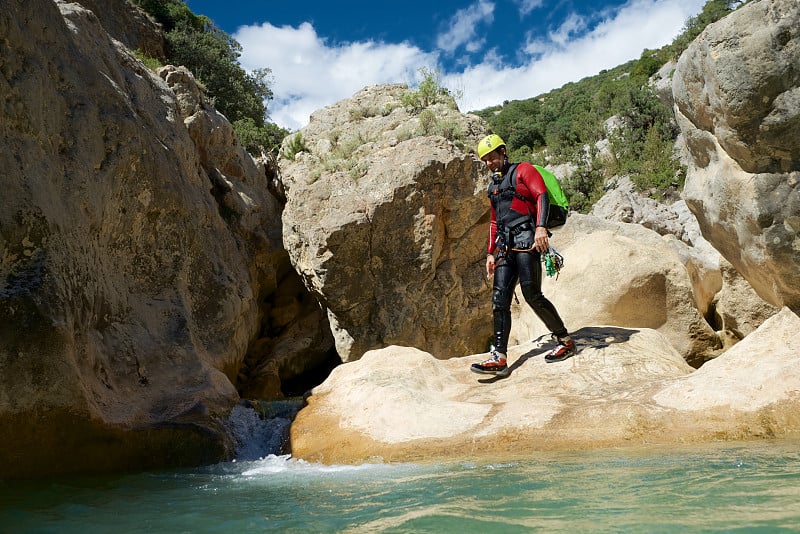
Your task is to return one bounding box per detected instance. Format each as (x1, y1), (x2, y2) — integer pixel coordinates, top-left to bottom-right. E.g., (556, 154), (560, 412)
(2, 439), (800, 533)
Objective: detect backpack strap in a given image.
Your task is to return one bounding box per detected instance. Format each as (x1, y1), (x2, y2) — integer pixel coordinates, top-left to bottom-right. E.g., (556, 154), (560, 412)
(503, 163), (534, 228)
(507, 164), (532, 203)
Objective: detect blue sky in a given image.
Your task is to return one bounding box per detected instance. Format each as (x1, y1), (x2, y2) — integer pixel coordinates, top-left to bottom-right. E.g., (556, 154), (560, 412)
(184, 0), (707, 130)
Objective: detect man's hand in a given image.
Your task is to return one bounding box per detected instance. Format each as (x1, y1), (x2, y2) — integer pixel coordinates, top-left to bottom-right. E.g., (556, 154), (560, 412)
(534, 226), (549, 252)
(486, 254), (496, 278)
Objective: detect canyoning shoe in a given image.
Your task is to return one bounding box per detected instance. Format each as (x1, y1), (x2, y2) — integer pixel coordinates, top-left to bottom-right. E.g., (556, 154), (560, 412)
(545, 336), (576, 363)
(470, 352), (508, 375)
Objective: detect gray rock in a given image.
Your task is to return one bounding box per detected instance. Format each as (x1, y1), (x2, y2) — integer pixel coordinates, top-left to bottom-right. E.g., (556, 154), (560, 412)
(56, 0), (165, 60)
(280, 84), (491, 361)
(674, 0), (800, 174)
(674, 0), (800, 311)
(590, 176), (684, 238)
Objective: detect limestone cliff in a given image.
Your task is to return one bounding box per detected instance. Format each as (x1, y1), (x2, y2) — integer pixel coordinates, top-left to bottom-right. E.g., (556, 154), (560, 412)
(279, 85), (490, 361)
(0, 0), (331, 479)
(3, 0), (799, 479)
(674, 0), (800, 311)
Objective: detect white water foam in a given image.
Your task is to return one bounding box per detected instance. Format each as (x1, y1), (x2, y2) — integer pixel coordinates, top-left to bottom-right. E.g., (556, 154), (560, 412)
(225, 403), (438, 482)
(226, 404), (291, 461)
(239, 454), (404, 477)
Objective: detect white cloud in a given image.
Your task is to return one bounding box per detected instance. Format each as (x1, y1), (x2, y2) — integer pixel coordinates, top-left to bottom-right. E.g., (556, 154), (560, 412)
(547, 13), (588, 47)
(436, 0), (495, 54)
(514, 0), (545, 17)
(235, 0), (705, 130)
(236, 22), (436, 130)
(450, 0), (705, 112)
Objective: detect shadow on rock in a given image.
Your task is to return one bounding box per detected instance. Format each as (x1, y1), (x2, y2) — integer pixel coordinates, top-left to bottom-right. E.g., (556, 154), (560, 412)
(477, 326), (640, 383)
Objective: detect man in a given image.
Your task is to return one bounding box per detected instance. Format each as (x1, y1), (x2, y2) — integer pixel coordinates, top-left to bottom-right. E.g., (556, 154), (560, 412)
(471, 134), (576, 375)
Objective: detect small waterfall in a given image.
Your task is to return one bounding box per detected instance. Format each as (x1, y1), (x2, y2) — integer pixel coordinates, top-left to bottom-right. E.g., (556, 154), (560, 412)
(226, 399), (304, 461)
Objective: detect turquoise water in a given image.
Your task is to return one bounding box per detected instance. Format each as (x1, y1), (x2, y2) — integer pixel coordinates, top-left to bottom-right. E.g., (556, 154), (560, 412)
(2, 440), (800, 533)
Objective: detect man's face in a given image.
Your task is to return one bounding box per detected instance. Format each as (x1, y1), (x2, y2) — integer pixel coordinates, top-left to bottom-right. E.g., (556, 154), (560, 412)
(481, 148), (504, 173)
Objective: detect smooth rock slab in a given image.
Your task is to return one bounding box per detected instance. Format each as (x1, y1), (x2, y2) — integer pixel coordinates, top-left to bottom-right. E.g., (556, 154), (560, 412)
(291, 312), (800, 464)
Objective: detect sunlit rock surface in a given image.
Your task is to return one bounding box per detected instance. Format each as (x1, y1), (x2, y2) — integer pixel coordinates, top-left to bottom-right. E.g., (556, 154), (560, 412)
(291, 308), (800, 464)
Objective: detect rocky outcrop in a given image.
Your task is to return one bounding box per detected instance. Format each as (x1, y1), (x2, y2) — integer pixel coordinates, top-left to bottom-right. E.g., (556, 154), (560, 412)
(291, 0), (799, 462)
(654, 307), (800, 413)
(291, 307), (800, 464)
(58, 0), (166, 60)
(3, 0), (796, 479)
(0, 0), (326, 479)
(158, 65), (338, 400)
(587, 179), (777, 359)
(673, 0), (800, 311)
(279, 85), (490, 361)
(590, 176), (687, 239)
(511, 214), (721, 366)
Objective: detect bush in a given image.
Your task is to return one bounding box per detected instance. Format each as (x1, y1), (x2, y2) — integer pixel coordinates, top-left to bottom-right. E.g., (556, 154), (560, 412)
(233, 118), (288, 156)
(401, 67), (459, 112)
(133, 0), (288, 152)
(280, 133), (309, 161)
(133, 49), (163, 70)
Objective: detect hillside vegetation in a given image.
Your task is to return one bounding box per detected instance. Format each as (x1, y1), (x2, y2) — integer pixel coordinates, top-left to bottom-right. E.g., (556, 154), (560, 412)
(134, 0), (747, 209)
(473, 0), (750, 212)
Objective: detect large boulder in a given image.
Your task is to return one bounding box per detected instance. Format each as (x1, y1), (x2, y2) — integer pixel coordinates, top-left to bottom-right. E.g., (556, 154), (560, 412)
(0, 0), (316, 479)
(654, 307), (800, 415)
(673, 0), (800, 311)
(510, 214), (720, 365)
(290, 308), (800, 464)
(280, 84), (490, 361)
(587, 180), (777, 358)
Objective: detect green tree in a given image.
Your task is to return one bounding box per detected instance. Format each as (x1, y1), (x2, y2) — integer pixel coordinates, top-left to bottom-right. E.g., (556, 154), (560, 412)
(632, 125), (685, 195)
(233, 118), (288, 156)
(133, 0), (288, 153)
(630, 49), (667, 83)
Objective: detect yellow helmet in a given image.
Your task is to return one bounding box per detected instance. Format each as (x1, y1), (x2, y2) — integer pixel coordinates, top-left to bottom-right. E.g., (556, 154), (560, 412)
(477, 134), (506, 159)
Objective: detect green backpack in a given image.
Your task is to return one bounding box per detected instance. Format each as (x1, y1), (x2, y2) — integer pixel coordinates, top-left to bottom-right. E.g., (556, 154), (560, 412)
(533, 164), (569, 228)
(506, 163), (570, 229)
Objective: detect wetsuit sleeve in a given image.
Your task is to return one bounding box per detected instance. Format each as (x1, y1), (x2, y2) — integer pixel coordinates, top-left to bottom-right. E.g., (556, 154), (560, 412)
(487, 203), (498, 254)
(517, 164), (550, 227)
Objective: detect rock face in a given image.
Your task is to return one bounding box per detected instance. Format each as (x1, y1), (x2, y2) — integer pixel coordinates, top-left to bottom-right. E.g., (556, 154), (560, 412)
(280, 85), (490, 361)
(591, 176), (688, 239)
(61, 0), (166, 60)
(0, 0), (327, 479)
(673, 0), (800, 311)
(512, 214), (720, 366)
(291, 308), (800, 464)
(563, 176), (778, 363)
(512, 214), (772, 366)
